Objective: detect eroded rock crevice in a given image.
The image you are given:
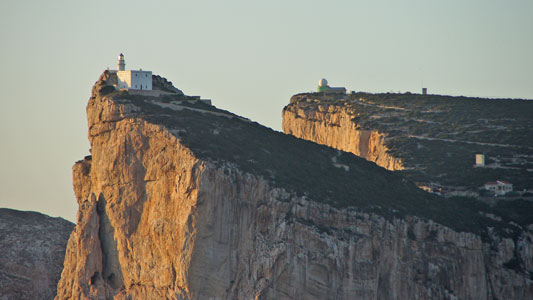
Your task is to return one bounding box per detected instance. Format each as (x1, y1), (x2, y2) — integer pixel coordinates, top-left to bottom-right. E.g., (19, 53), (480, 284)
(96, 194), (125, 293)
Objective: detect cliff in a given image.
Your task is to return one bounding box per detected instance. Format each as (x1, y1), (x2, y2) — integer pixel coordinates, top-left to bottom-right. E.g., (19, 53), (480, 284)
(56, 72), (533, 299)
(282, 102), (403, 171)
(282, 92), (533, 193)
(0, 208), (73, 300)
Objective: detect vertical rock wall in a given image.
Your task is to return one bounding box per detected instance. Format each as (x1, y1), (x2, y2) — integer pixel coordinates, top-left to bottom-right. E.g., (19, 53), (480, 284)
(282, 104), (403, 171)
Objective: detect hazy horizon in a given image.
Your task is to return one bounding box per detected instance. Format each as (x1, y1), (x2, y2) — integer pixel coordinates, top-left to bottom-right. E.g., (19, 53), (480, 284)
(1, 0), (532, 222)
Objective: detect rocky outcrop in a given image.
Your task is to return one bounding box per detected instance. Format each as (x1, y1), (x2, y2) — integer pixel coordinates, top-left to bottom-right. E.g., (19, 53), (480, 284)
(0, 208), (73, 300)
(56, 73), (533, 299)
(282, 102), (403, 171)
(152, 74), (184, 95)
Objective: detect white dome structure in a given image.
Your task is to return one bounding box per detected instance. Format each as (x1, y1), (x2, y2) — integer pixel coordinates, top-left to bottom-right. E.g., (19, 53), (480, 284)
(317, 78), (346, 94)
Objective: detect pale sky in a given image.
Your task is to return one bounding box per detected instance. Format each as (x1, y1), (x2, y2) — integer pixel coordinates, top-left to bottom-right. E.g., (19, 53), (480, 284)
(1, 0), (532, 222)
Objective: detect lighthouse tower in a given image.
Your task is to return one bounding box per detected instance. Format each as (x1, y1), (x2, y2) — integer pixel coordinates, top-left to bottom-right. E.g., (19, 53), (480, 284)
(117, 53), (125, 71)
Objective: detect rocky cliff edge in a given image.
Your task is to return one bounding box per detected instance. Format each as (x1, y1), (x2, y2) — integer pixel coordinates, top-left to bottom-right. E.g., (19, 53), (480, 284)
(56, 72), (533, 299)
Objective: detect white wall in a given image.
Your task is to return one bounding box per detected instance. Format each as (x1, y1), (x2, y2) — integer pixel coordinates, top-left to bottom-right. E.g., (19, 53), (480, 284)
(130, 71), (152, 90)
(117, 71), (131, 89)
(117, 70), (152, 90)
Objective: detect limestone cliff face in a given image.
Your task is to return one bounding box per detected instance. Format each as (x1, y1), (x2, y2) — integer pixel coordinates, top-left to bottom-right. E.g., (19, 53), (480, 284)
(0, 208), (73, 300)
(56, 72), (532, 299)
(282, 103), (403, 171)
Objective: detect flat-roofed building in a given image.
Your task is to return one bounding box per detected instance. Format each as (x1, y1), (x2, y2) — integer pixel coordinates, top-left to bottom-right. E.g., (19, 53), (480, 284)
(484, 180), (513, 196)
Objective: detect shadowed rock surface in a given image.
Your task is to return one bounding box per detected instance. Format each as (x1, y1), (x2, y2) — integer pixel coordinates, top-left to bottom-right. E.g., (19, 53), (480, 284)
(56, 72), (533, 299)
(0, 208), (73, 300)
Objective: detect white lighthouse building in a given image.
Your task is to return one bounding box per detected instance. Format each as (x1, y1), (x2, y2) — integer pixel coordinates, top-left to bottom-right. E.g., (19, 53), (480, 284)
(116, 53), (152, 90)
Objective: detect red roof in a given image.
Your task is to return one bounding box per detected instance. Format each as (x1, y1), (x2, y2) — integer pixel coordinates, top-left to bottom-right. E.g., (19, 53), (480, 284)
(497, 180), (512, 185)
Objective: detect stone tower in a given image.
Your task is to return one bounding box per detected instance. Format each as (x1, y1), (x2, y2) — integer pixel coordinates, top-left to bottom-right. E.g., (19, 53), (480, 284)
(117, 53), (125, 71)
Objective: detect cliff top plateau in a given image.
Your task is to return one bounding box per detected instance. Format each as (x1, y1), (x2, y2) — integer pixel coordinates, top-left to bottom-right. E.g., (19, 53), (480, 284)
(0, 208), (73, 300)
(284, 92), (533, 194)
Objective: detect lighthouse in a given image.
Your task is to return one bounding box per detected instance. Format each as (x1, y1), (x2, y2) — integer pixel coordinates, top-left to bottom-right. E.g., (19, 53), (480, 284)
(117, 53), (125, 71)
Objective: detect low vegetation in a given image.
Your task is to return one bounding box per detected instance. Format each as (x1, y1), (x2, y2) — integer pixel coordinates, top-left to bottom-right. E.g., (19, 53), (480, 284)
(290, 92), (533, 190)
(106, 91), (532, 240)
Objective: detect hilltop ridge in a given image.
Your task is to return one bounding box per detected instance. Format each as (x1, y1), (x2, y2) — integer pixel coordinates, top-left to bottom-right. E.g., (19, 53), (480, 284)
(284, 91), (533, 195)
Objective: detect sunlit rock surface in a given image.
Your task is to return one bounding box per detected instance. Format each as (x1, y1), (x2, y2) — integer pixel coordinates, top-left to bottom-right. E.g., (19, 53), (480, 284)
(283, 102), (403, 171)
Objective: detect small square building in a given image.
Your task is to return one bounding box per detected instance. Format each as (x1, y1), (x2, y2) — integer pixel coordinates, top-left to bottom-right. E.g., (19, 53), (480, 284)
(475, 154), (485, 167)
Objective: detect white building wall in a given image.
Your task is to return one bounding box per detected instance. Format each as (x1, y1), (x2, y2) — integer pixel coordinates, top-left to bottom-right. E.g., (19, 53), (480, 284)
(117, 71), (131, 90)
(117, 70), (152, 90)
(484, 182), (513, 196)
(130, 70), (152, 90)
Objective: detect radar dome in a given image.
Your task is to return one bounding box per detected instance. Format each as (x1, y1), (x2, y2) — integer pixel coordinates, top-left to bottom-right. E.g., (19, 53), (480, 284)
(318, 78), (328, 87)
